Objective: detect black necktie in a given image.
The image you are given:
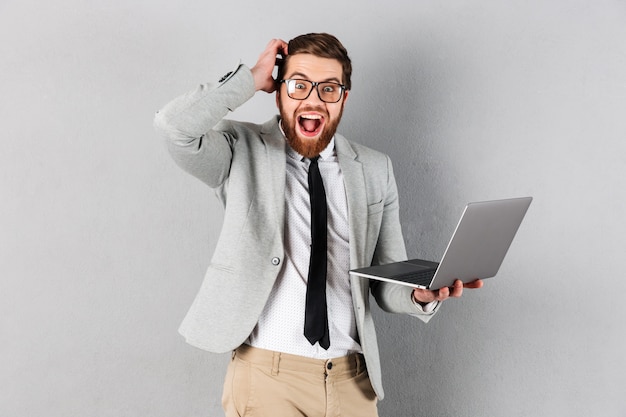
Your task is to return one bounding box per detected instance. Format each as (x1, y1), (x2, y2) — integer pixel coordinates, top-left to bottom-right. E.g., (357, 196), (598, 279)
(304, 156), (330, 349)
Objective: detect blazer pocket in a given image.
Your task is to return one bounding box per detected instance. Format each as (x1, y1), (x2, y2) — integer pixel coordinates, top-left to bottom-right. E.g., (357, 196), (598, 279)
(367, 199), (384, 216)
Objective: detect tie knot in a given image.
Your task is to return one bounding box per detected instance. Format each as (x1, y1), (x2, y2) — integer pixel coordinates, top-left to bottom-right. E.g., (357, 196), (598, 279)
(307, 156), (321, 172)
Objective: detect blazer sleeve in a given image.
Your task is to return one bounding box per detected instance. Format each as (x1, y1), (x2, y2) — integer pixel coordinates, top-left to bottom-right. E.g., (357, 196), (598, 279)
(153, 64), (255, 188)
(369, 155), (441, 322)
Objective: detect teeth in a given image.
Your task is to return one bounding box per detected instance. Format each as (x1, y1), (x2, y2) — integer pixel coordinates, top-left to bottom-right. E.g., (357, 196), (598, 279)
(300, 114), (322, 120)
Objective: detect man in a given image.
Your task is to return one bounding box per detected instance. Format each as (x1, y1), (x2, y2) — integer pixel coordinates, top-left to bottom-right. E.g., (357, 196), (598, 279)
(154, 33), (482, 417)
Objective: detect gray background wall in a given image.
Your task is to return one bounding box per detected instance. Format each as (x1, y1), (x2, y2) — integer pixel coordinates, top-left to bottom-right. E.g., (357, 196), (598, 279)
(2, 0), (625, 416)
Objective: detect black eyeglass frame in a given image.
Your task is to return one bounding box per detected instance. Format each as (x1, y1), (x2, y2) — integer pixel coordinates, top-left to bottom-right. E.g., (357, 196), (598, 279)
(279, 79), (347, 103)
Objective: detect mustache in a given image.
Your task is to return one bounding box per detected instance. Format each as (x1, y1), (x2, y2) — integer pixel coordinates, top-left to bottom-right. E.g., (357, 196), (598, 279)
(297, 106), (328, 116)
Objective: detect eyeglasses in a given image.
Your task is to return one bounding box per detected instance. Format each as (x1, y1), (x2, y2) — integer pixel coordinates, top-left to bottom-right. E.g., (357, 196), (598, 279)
(279, 79), (346, 103)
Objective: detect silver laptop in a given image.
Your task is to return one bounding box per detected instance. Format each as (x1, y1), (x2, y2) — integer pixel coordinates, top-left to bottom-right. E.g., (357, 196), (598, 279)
(349, 197), (532, 289)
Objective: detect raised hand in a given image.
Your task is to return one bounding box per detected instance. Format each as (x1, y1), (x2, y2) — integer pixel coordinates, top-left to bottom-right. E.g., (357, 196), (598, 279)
(250, 38), (289, 93)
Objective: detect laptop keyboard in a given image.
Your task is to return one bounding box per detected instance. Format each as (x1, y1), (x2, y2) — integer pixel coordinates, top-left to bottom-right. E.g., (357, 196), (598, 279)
(399, 270), (435, 286)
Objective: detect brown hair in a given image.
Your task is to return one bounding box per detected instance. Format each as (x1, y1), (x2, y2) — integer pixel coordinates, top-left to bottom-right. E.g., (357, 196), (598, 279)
(278, 33), (352, 90)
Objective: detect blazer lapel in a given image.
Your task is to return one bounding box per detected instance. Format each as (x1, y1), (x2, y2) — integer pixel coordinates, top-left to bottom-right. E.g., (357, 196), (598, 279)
(335, 134), (369, 268)
(261, 117), (286, 232)
(335, 135), (370, 299)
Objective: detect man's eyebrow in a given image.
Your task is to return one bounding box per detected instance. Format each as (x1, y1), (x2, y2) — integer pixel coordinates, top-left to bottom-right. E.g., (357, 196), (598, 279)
(287, 72), (342, 84)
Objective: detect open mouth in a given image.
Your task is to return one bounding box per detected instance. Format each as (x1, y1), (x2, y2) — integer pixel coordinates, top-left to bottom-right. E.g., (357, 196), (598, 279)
(298, 113), (325, 137)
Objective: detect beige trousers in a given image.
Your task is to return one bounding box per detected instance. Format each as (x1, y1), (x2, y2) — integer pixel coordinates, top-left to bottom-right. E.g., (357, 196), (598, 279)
(222, 344), (378, 417)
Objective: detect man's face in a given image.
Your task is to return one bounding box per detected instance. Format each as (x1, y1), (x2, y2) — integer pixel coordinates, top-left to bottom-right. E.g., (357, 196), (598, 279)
(277, 54), (349, 158)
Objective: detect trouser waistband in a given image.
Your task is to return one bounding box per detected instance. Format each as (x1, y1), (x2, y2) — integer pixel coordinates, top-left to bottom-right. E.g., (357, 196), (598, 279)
(234, 344), (366, 378)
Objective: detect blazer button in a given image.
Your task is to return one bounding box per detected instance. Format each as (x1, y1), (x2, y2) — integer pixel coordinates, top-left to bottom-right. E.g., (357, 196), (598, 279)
(271, 257), (280, 266)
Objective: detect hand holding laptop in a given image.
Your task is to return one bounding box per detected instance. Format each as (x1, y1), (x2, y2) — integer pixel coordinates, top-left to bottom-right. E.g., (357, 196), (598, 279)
(412, 278), (484, 304)
(350, 197), (532, 293)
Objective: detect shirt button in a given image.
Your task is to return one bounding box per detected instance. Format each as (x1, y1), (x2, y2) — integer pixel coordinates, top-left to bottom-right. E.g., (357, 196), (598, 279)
(271, 257), (280, 266)
(327, 362), (333, 370)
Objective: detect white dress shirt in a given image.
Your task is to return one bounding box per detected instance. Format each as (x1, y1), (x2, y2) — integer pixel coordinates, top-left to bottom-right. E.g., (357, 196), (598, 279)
(247, 137), (361, 359)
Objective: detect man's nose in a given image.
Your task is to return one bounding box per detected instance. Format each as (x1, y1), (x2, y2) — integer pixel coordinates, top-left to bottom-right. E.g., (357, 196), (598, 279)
(305, 86), (325, 104)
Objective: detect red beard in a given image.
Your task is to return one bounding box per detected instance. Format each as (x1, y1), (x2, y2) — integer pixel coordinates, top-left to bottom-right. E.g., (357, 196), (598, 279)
(279, 104), (344, 158)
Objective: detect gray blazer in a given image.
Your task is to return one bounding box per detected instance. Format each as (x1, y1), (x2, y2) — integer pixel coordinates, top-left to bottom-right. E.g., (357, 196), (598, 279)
(154, 65), (438, 399)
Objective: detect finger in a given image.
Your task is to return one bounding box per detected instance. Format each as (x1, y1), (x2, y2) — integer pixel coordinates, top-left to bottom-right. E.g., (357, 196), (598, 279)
(436, 286), (450, 301)
(463, 279), (484, 289)
(269, 38), (288, 57)
(269, 40), (288, 71)
(449, 280), (464, 298)
(278, 40), (288, 57)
